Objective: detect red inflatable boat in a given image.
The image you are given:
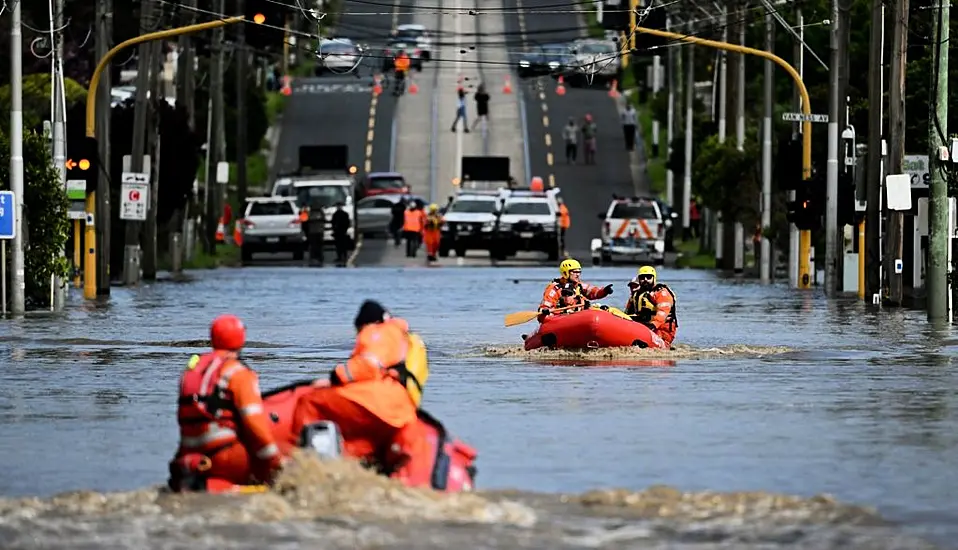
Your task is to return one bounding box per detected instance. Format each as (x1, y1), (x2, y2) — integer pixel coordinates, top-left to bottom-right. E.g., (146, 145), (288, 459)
(174, 380), (477, 494)
(523, 308), (669, 350)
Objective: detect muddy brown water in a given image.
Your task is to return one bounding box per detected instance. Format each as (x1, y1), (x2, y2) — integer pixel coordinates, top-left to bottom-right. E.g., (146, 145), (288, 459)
(0, 266), (954, 548)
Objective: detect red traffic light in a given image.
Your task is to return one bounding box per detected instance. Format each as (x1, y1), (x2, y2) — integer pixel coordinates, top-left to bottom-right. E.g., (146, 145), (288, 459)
(253, 13), (265, 24)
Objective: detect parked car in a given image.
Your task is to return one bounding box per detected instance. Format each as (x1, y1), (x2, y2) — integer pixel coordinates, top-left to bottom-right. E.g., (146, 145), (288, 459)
(356, 171), (410, 200)
(315, 38), (362, 75)
(568, 38), (621, 87)
(356, 193), (426, 237)
(237, 197), (306, 264)
(382, 39), (424, 72)
(517, 43), (574, 79)
(395, 23), (432, 61)
(592, 196), (666, 265)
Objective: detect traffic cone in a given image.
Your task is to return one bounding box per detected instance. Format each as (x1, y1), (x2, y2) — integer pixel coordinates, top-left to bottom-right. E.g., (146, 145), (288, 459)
(409, 79), (419, 94)
(556, 75), (566, 96)
(215, 217), (226, 244)
(232, 220), (243, 246)
(502, 75), (513, 94)
(608, 78), (619, 98)
(372, 74), (382, 96)
(280, 75), (292, 96)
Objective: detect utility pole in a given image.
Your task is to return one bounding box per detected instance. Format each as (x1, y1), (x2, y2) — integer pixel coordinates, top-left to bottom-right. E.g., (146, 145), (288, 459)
(733, 18), (745, 274)
(788, 5), (804, 288)
(142, 32), (163, 280)
(715, 10), (727, 267)
(864, 0), (884, 301)
(95, 0), (113, 295)
(9, 0), (26, 315)
(682, 40), (694, 236)
(124, 0), (157, 285)
(824, 0), (842, 296)
(760, 12), (774, 283)
(651, 53), (662, 159)
(236, 0), (249, 205)
(884, 0), (908, 305)
(206, 0), (226, 254)
(52, 0), (67, 311)
(665, 16), (675, 206)
(926, 0), (949, 321)
(177, 0), (198, 129)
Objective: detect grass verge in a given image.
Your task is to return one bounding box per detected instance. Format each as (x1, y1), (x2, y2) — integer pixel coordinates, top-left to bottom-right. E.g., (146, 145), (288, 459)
(674, 239), (715, 269)
(265, 91), (287, 125)
(157, 243), (241, 272)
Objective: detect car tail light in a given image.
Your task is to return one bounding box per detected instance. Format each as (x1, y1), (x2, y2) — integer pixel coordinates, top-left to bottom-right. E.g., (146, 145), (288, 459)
(289, 218), (301, 226)
(241, 219), (255, 229)
(414, 49), (421, 56)
(657, 224), (664, 238)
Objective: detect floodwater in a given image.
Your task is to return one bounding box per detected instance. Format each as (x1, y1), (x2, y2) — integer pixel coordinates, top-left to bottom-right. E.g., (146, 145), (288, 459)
(0, 265), (955, 549)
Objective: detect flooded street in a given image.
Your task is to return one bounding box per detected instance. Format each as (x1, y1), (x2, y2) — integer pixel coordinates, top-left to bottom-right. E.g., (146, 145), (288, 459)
(0, 266), (955, 548)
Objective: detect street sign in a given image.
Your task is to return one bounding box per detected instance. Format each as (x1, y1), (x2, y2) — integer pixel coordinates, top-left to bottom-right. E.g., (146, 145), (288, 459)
(0, 191), (15, 240)
(782, 112), (829, 123)
(903, 154), (930, 188)
(66, 179), (87, 220)
(120, 172), (150, 221)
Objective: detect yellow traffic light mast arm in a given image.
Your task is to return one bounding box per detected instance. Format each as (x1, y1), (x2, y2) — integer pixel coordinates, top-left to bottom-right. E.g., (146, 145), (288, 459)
(84, 16), (245, 137)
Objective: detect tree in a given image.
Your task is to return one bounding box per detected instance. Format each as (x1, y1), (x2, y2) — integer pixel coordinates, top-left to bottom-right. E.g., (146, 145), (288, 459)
(0, 74), (88, 134)
(0, 130), (70, 310)
(691, 135), (761, 228)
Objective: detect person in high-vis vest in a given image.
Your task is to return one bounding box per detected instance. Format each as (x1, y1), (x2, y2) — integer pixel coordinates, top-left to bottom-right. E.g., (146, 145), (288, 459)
(168, 315), (284, 491)
(402, 201), (426, 258)
(393, 51), (411, 95)
(289, 300), (429, 473)
(624, 265), (678, 347)
(557, 197), (570, 254)
(422, 203), (444, 262)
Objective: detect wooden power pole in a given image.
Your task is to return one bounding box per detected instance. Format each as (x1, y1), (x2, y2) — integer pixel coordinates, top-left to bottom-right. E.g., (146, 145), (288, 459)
(883, 0), (908, 305)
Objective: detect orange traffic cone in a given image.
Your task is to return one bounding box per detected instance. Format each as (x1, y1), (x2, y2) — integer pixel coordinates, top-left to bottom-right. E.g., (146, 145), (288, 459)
(372, 74), (383, 96)
(502, 75), (513, 94)
(409, 79), (419, 94)
(215, 217), (226, 244)
(608, 78), (619, 98)
(280, 75), (292, 96)
(556, 76), (566, 96)
(232, 220), (244, 246)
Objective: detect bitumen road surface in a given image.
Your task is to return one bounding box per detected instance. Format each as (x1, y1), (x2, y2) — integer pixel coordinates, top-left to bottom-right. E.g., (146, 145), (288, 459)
(505, 0), (637, 261)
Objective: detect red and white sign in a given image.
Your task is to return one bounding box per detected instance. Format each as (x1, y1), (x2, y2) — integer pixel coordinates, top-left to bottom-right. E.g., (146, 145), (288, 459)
(120, 171), (150, 221)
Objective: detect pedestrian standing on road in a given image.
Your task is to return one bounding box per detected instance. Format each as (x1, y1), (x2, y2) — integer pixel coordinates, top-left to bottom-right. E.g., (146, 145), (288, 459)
(621, 103), (638, 151)
(402, 201), (425, 258)
(331, 202), (352, 267)
(451, 88), (469, 132)
(303, 205), (326, 267)
(389, 198), (407, 246)
(471, 83), (490, 131)
(581, 113), (597, 165)
(562, 117), (579, 164)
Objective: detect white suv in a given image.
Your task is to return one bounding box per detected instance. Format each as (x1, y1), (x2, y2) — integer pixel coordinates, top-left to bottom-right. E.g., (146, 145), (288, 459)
(592, 196), (666, 265)
(495, 192), (560, 261)
(395, 24), (432, 61)
(439, 191), (500, 257)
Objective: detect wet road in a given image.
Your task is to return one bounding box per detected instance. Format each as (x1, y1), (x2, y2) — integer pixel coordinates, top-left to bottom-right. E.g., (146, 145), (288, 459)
(507, 0), (636, 259)
(0, 267), (956, 548)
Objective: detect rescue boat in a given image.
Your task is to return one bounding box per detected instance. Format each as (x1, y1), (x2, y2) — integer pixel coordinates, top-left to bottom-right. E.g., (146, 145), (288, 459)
(522, 307), (670, 350)
(180, 380), (478, 494)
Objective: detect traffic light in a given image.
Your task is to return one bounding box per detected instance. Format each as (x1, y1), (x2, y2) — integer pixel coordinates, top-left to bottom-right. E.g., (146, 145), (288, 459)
(786, 181), (823, 231)
(244, 0), (284, 52)
(66, 136), (98, 193)
(837, 170), (861, 226)
(775, 136), (803, 191)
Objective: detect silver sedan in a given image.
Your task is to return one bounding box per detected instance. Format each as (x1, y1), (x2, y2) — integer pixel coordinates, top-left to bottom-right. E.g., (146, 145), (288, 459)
(355, 194), (427, 237)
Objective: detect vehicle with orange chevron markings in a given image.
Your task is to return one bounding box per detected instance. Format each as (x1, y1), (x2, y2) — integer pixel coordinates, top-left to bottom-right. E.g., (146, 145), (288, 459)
(592, 196), (666, 266)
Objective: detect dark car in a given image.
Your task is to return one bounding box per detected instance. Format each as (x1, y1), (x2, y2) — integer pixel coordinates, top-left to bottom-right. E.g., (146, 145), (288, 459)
(517, 43), (573, 78)
(382, 40), (424, 72)
(356, 172), (410, 200)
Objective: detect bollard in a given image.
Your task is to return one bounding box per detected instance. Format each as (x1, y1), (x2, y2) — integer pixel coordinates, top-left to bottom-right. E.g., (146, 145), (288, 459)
(123, 245), (141, 285)
(171, 233), (183, 274)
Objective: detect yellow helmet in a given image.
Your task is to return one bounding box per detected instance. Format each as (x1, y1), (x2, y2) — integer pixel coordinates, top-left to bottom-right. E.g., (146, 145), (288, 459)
(428, 203), (439, 213)
(636, 265), (657, 286)
(559, 258), (582, 278)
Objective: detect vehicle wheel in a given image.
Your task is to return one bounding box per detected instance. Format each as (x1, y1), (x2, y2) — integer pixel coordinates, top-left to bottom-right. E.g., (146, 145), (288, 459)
(241, 247), (253, 265)
(547, 246), (559, 262)
(293, 250), (305, 261)
(601, 253), (612, 263)
(439, 246), (450, 258)
(454, 247), (466, 257)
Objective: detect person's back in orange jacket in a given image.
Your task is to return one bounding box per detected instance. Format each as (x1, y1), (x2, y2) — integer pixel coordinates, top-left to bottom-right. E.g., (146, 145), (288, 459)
(402, 205), (424, 233)
(290, 300), (427, 470)
(169, 315), (283, 491)
(394, 52), (411, 74)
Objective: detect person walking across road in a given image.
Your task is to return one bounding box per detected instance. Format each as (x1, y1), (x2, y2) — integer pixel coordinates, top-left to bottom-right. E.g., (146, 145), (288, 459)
(450, 88), (469, 132)
(471, 83), (490, 132)
(331, 202), (352, 267)
(621, 102), (638, 152)
(562, 117), (579, 164)
(581, 114), (597, 165)
(389, 198), (407, 246)
(402, 201), (426, 257)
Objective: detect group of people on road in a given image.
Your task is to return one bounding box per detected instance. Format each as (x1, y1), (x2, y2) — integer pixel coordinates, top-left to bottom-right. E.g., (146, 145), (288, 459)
(538, 258), (678, 347)
(562, 114), (598, 165)
(169, 300), (452, 493)
(451, 84), (491, 133)
(298, 202), (353, 267)
(387, 197), (445, 262)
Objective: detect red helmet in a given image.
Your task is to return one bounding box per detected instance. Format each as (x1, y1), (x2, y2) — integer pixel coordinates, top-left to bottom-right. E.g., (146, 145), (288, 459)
(210, 314), (246, 351)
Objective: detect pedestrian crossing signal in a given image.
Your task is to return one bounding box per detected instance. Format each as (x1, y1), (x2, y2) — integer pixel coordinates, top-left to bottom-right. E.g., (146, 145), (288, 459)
(67, 136), (99, 192)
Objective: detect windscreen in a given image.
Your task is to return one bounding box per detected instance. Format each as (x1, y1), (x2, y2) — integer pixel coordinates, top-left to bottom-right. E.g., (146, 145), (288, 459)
(370, 177), (406, 190)
(248, 201), (294, 216)
(321, 42), (355, 54)
(397, 28), (423, 39)
(578, 43), (614, 54)
(610, 202), (658, 219)
(504, 201), (551, 216)
(296, 185), (349, 209)
(449, 199), (496, 213)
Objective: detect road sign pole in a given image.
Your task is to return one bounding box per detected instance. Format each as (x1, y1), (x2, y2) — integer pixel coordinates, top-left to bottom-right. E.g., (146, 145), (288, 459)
(8, 3), (25, 315)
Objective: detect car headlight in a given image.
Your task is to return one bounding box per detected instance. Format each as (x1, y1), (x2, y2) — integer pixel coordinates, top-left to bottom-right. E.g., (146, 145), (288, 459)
(519, 60), (530, 67)
(441, 223), (449, 231)
(548, 61), (559, 69)
(482, 221), (496, 231)
(654, 240), (665, 253)
(544, 224), (556, 231)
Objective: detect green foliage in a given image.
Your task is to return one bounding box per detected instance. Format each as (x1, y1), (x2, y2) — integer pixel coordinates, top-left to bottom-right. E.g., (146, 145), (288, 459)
(691, 135), (761, 227)
(0, 130), (71, 310)
(0, 74), (87, 133)
(193, 59), (270, 165)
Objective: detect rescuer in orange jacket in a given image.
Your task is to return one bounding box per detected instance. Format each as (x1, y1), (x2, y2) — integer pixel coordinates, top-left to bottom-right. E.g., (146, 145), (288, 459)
(422, 203), (444, 262)
(402, 201), (426, 258)
(538, 258), (612, 321)
(624, 265), (678, 347)
(289, 300), (427, 472)
(168, 315), (284, 491)
(557, 198), (570, 253)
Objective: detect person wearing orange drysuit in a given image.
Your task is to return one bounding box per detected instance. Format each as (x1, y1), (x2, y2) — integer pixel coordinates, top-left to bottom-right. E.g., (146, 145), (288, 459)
(538, 258), (612, 321)
(169, 315), (284, 491)
(289, 300), (427, 473)
(624, 265), (678, 347)
(393, 51), (411, 94)
(402, 201), (426, 258)
(557, 197), (570, 254)
(422, 203), (443, 262)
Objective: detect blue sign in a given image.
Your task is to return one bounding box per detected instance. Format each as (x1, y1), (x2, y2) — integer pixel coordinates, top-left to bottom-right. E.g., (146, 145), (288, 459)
(0, 191), (15, 240)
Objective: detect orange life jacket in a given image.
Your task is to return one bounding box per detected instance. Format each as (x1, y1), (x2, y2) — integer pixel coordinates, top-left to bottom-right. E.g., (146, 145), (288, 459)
(177, 352), (247, 454)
